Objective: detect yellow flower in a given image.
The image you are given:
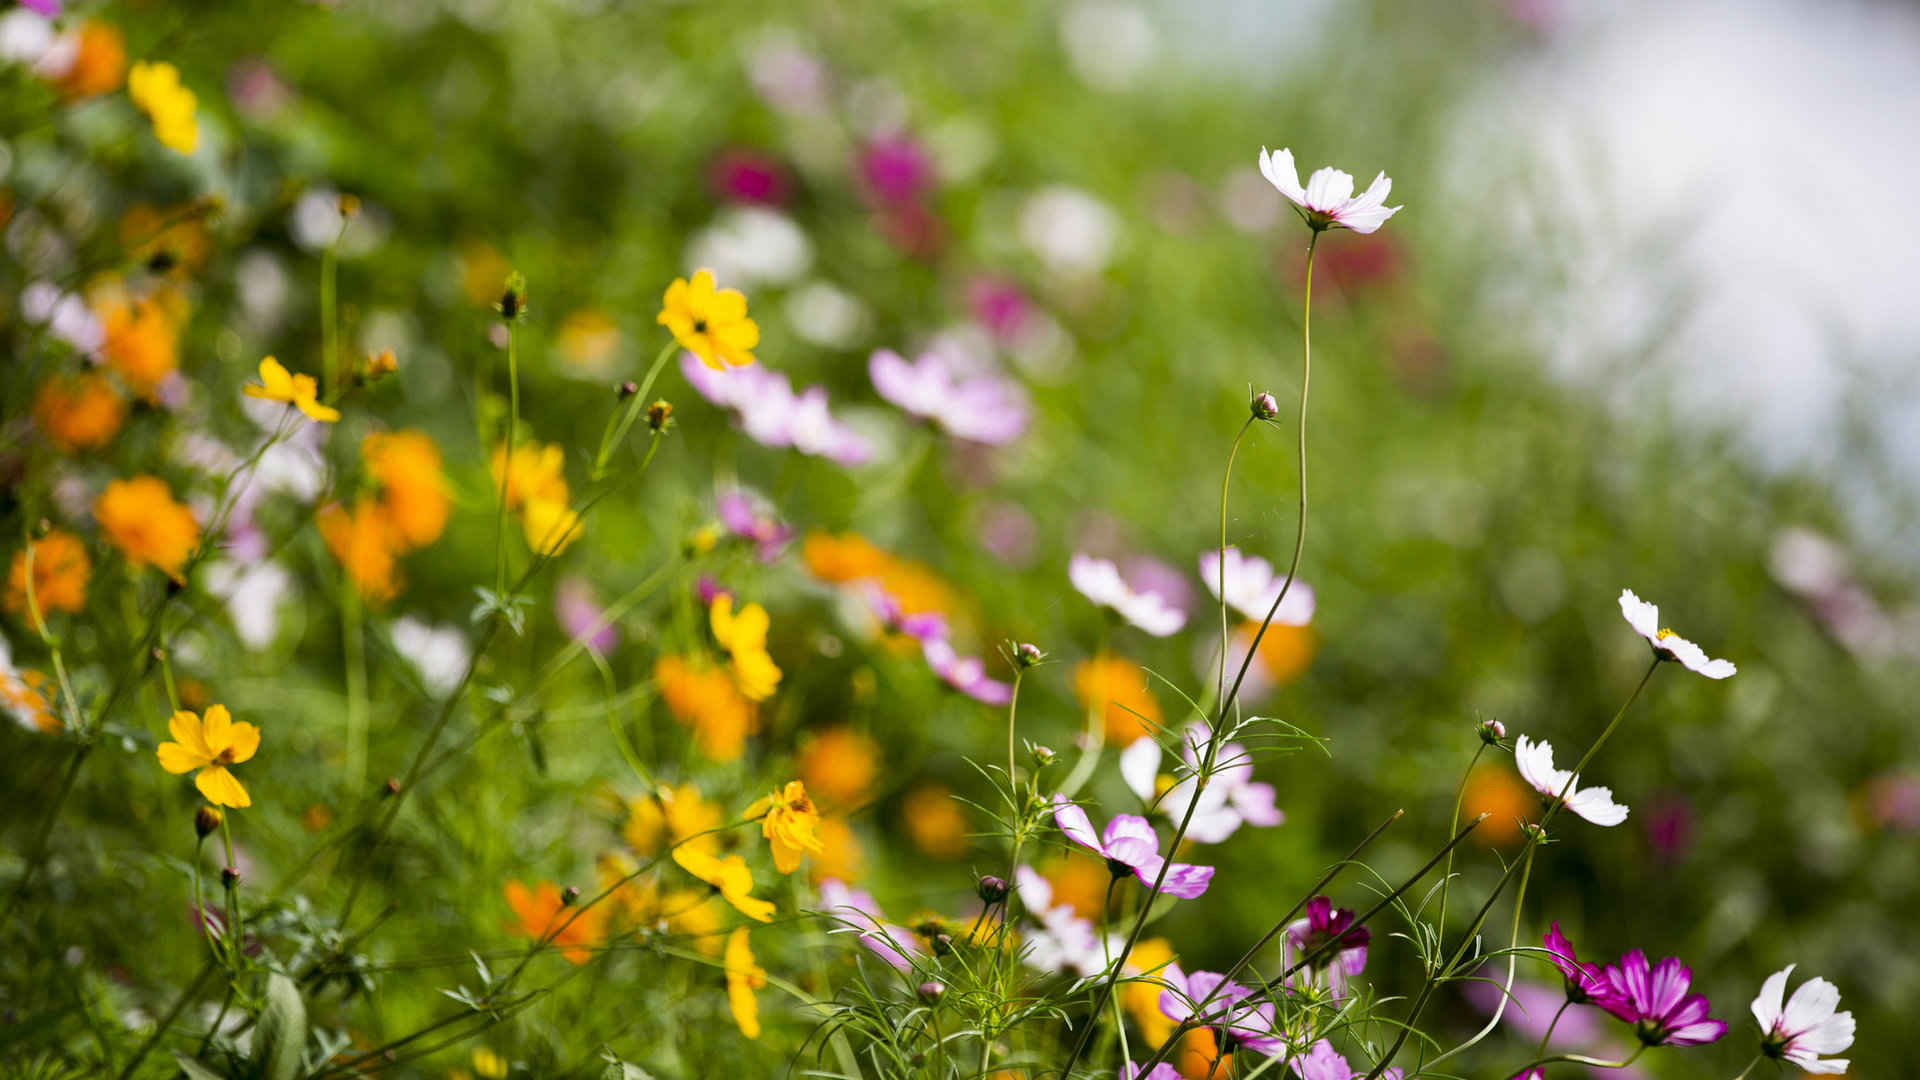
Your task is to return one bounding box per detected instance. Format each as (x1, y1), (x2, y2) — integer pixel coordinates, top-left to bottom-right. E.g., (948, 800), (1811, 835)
(672, 847), (775, 923)
(657, 269), (758, 370)
(489, 441), (569, 512)
(709, 594), (781, 701)
(1073, 653), (1163, 746)
(901, 783), (970, 861)
(120, 202), (212, 276)
(798, 726), (880, 809)
(363, 430), (451, 550)
(1122, 939), (1180, 1046)
(156, 705), (260, 808)
(243, 356), (339, 422)
(724, 927), (767, 1039)
(521, 498), (581, 556)
(94, 476), (199, 581)
(623, 783), (723, 858)
(808, 817), (865, 885)
(34, 373), (126, 453)
(127, 61), (198, 154)
(6, 530), (91, 631)
(470, 1048), (508, 1080)
(655, 656), (757, 761)
(747, 780), (824, 875)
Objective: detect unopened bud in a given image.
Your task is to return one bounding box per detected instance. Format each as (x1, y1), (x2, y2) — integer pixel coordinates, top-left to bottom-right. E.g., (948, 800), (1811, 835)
(617, 380), (639, 399)
(337, 194), (362, 218)
(562, 885), (581, 906)
(194, 805), (223, 839)
(977, 875), (1009, 904)
(383, 777), (402, 796)
(1523, 822), (1548, 843)
(33, 518), (51, 539)
(930, 933), (954, 956)
(917, 980), (946, 1002)
(220, 866), (241, 888)
(497, 272), (527, 322)
(1251, 391), (1279, 420)
(1478, 718), (1506, 746)
(363, 349), (397, 380)
(1015, 642), (1044, 668)
(646, 399), (674, 431)
(1030, 744), (1055, 767)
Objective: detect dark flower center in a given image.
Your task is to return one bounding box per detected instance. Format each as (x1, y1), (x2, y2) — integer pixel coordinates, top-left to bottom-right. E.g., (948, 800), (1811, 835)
(1105, 857), (1133, 879)
(692, 318), (708, 334)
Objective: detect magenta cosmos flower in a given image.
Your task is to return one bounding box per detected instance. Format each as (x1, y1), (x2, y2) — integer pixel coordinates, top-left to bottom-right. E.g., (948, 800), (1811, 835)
(1120, 1065), (1180, 1080)
(1597, 950), (1727, 1047)
(1257, 147), (1401, 235)
(681, 354), (874, 466)
(1049, 794), (1213, 898)
(921, 638), (1014, 706)
(1281, 896), (1370, 999)
(1542, 923), (1618, 1007)
(716, 488), (793, 562)
(1156, 965), (1284, 1056)
(1292, 1039), (1402, 1080)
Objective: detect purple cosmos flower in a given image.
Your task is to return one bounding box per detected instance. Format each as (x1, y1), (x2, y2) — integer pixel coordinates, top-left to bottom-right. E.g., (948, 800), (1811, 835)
(555, 577), (618, 655)
(709, 148), (791, 206)
(869, 348), (1030, 446)
(1281, 896), (1370, 1000)
(864, 587), (948, 643)
(21, 0), (61, 16)
(716, 488), (793, 562)
(858, 135), (934, 205)
(1751, 964), (1854, 1074)
(681, 353), (875, 466)
(816, 878), (923, 974)
(1049, 794), (1213, 898)
(1069, 554), (1186, 637)
(1597, 950), (1728, 1047)
(1156, 965), (1284, 1057)
(1119, 724), (1283, 844)
(1120, 1064), (1181, 1080)
(923, 638), (1014, 706)
(1015, 866), (1113, 977)
(1543, 922), (1617, 1007)
(1291, 1040), (1402, 1080)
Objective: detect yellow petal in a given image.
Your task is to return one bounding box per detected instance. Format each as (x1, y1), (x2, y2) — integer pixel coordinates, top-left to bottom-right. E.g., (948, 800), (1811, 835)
(728, 892), (776, 924)
(707, 289), (748, 322)
(256, 357), (295, 399)
(156, 741), (204, 774)
(298, 398), (342, 423)
(223, 720), (262, 764)
(687, 270), (716, 307)
(195, 766), (251, 808)
(168, 710), (210, 757)
(771, 840), (801, 875)
(658, 278), (688, 323)
(200, 704), (232, 750)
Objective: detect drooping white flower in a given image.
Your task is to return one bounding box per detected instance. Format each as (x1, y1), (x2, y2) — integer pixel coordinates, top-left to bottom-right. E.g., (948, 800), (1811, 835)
(1198, 547), (1315, 625)
(1513, 734), (1629, 826)
(1751, 964), (1854, 1075)
(1119, 724), (1283, 844)
(1257, 147), (1401, 234)
(1069, 553), (1186, 637)
(1618, 589), (1736, 679)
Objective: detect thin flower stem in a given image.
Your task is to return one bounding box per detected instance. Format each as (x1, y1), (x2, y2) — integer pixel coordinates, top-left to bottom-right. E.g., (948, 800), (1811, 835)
(112, 958), (219, 1080)
(341, 571), (369, 793)
(1535, 999), (1571, 1060)
(1435, 742), (1487, 955)
(1420, 842), (1536, 1071)
(1506, 1045), (1645, 1075)
(1728, 1054), (1763, 1080)
(593, 340), (678, 481)
(1217, 416), (1255, 710)
(493, 318), (521, 598)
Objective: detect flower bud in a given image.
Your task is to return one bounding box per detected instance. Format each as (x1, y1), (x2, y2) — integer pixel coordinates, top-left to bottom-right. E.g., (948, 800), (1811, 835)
(194, 805), (223, 839)
(337, 193), (362, 218)
(646, 399), (674, 431)
(977, 875), (1009, 904)
(930, 932), (954, 956)
(220, 866), (241, 888)
(1477, 718), (1506, 746)
(562, 885), (581, 906)
(617, 380), (639, 399)
(363, 349), (397, 380)
(917, 980), (946, 1002)
(1251, 391), (1279, 420)
(497, 272), (527, 322)
(1015, 642), (1044, 668)
(383, 777), (402, 796)
(1030, 744), (1055, 767)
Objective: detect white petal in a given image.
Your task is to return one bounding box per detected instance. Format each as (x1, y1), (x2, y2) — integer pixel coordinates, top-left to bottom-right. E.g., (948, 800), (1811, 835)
(1512, 735), (1570, 798)
(1069, 554), (1129, 609)
(1751, 965), (1791, 1031)
(1333, 202), (1401, 235)
(1795, 1011), (1855, 1055)
(1257, 146), (1305, 205)
(1618, 588), (1661, 642)
(1781, 975), (1842, 1035)
(1119, 735), (1162, 800)
(1303, 167), (1354, 212)
(1564, 785), (1630, 826)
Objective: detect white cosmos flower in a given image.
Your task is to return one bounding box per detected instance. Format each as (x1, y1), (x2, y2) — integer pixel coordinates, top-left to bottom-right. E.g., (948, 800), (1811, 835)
(1014, 866), (1115, 977)
(1198, 547), (1315, 625)
(1069, 553), (1186, 637)
(1257, 147), (1401, 234)
(1618, 588), (1737, 679)
(391, 617), (470, 700)
(1512, 734), (1629, 827)
(1119, 724), (1283, 844)
(1751, 964), (1853, 1074)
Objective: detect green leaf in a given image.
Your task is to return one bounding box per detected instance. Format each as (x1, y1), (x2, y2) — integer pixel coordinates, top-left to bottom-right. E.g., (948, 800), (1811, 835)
(170, 1050), (228, 1080)
(253, 972), (309, 1080)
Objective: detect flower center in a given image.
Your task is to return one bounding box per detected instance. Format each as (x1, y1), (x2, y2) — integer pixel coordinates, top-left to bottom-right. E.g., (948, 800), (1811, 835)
(692, 318), (708, 334)
(1655, 628), (1676, 641)
(1153, 774), (1176, 798)
(214, 748), (237, 765)
(1105, 856), (1133, 879)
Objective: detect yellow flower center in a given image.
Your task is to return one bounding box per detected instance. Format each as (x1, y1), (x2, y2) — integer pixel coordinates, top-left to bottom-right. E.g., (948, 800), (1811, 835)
(1153, 774), (1177, 798)
(1655, 628), (1676, 641)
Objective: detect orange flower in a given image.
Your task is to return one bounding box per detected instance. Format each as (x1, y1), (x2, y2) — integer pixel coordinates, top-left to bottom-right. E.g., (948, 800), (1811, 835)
(748, 780), (824, 875)
(798, 727), (879, 809)
(623, 783), (723, 858)
(502, 880), (602, 965)
(1462, 764), (1530, 848)
(33, 373), (126, 453)
(1122, 939), (1180, 1046)
(802, 532), (952, 619)
(655, 655), (756, 760)
(363, 430), (450, 549)
(97, 294), (179, 398)
(119, 203), (211, 275)
(317, 500), (399, 604)
(5, 530), (90, 630)
(658, 270), (758, 370)
(1, 665), (59, 733)
(1241, 620), (1318, 688)
(808, 817), (865, 884)
(901, 783), (969, 861)
(156, 704), (261, 808)
(50, 21), (125, 99)
(1037, 853), (1111, 921)
(94, 476), (198, 580)
(1073, 653), (1162, 746)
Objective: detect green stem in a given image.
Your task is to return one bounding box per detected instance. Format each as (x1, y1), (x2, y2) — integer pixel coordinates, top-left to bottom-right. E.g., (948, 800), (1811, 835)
(1436, 743), (1487, 960)
(1506, 1045), (1645, 1076)
(1217, 416), (1254, 710)
(594, 340), (678, 481)
(342, 574), (368, 794)
(493, 319), (521, 598)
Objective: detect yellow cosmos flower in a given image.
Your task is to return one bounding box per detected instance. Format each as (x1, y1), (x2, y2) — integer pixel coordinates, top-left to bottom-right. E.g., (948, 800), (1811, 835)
(156, 705), (260, 808)
(489, 441), (570, 512)
(724, 927), (767, 1039)
(655, 655), (757, 761)
(657, 269), (758, 370)
(521, 497), (581, 556)
(363, 430), (451, 549)
(624, 783), (723, 858)
(243, 356), (340, 422)
(127, 60), (198, 154)
(747, 780), (824, 875)
(709, 594), (781, 701)
(672, 847), (775, 923)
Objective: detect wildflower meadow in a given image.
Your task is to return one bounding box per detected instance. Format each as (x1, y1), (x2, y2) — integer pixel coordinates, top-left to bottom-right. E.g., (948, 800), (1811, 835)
(3, 3), (1915, 1079)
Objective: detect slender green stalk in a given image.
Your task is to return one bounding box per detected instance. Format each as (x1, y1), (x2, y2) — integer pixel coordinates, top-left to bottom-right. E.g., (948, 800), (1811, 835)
(1728, 1054), (1763, 1080)
(1420, 843), (1537, 1071)
(1505, 1045), (1645, 1076)
(1435, 742), (1487, 958)
(1534, 999), (1571, 1060)
(493, 318), (521, 598)
(342, 574), (369, 793)
(1217, 416), (1255, 709)
(113, 958), (218, 1080)
(593, 340), (678, 481)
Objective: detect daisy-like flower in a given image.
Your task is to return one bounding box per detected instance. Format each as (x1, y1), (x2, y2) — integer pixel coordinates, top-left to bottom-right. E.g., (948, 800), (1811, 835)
(748, 780), (823, 874)
(709, 594), (782, 702)
(1291, 1039), (1404, 1080)
(672, 847), (775, 923)
(242, 356), (339, 422)
(1257, 147), (1400, 234)
(1617, 589), (1736, 679)
(502, 880), (603, 965)
(94, 475), (200, 582)
(1119, 724), (1283, 844)
(1597, 949), (1728, 1047)
(680, 356), (875, 465)
(1070, 554), (1187, 637)
(921, 638), (1014, 706)
(1281, 896), (1371, 1000)
(1751, 964), (1854, 1074)
(128, 60), (198, 154)
(816, 878), (923, 974)
(1014, 865), (1113, 977)
(717, 488), (793, 562)
(1513, 734), (1629, 827)
(1121, 1064), (1181, 1080)
(1542, 922), (1618, 1007)
(1050, 794), (1213, 898)
(868, 348), (1030, 446)
(156, 704), (261, 808)
(1156, 965), (1285, 1057)
(724, 927), (767, 1038)
(658, 269), (758, 370)
(1198, 547), (1315, 625)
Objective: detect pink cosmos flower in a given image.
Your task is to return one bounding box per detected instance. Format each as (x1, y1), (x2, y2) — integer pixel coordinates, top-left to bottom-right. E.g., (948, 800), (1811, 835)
(1156, 965), (1284, 1057)
(680, 353), (874, 466)
(1014, 866), (1113, 977)
(1069, 554), (1187, 637)
(967, 275), (1033, 340)
(869, 348), (1030, 445)
(922, 638), (1014, 706)
(864, 587), (948, 643)
(1291, 1039), (1403, 1080)
(1617, 589), (1736, 679)
(1120, 1064), (1180, 1080)
(1751, 965), (1853, 1074)
(555, 577), (618, 655)
(1596, 950), (1727, 1047)
(716, 488), (793, 562)
(1542, 922), (1619, 1008)
(1513, 734), (1630, 827)
(1198, 547), (1315, 625)
(816, 879), (923, 974)
(1119, 724), (1283, 844)
(1281, 896), (1370, 1000)
(709, 148), (791, 206)
(1049, 794), (1213, 898)
(1257, 147), (1401, 235)
(859, 135), (934, 205)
